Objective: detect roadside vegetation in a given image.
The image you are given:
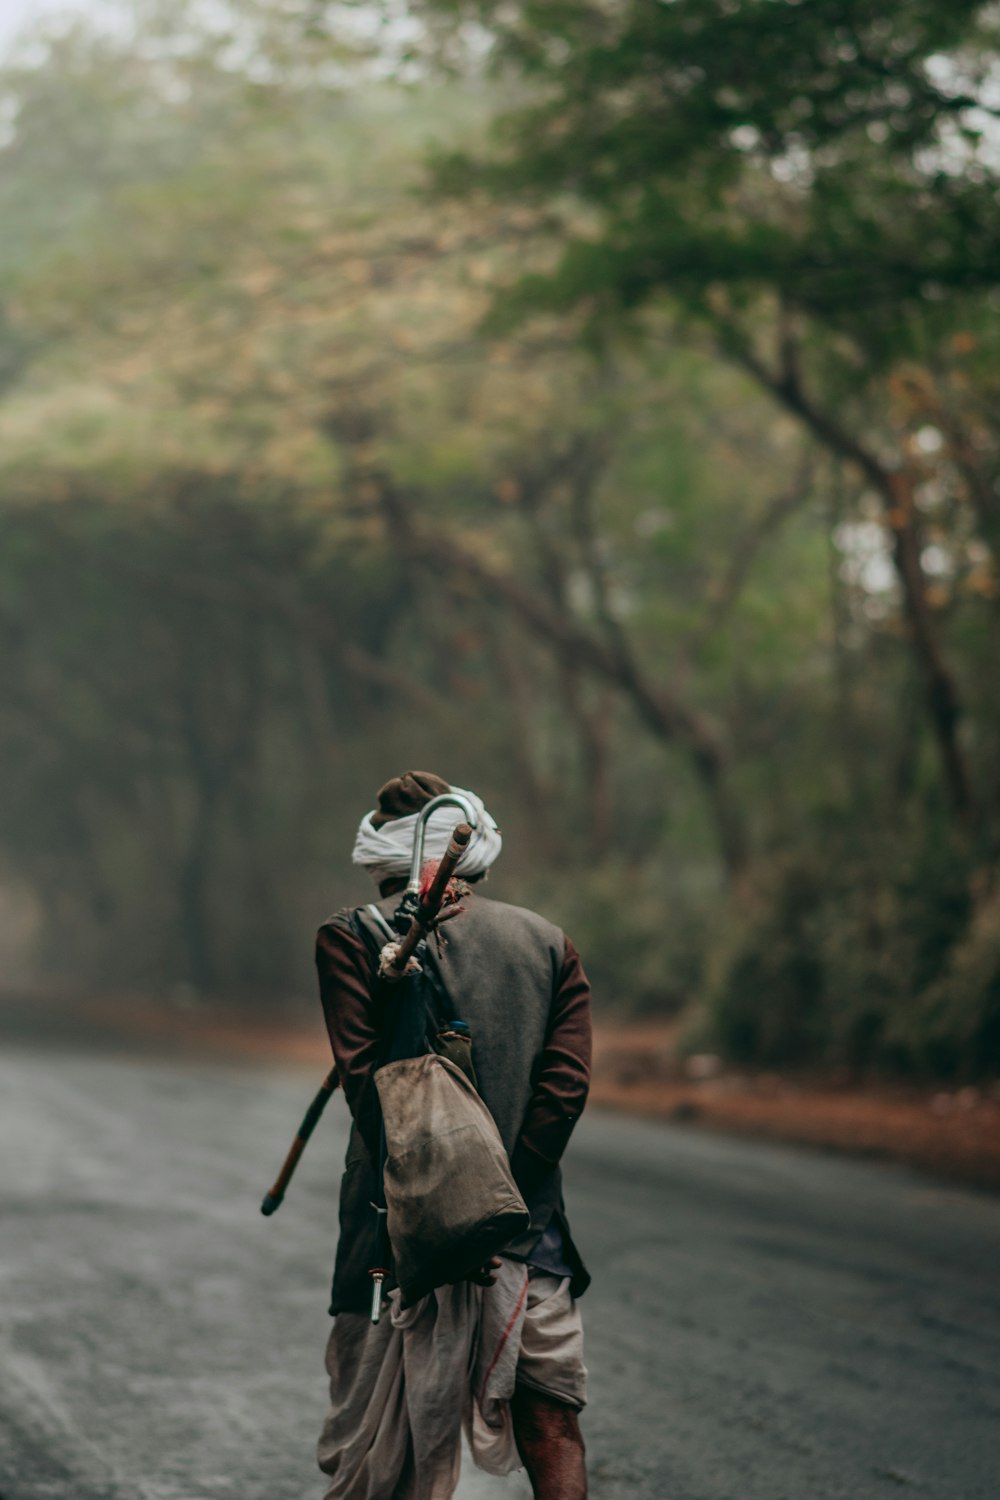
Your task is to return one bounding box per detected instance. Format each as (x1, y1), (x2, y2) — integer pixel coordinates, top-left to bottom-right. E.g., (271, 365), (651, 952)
(1, 1), (998, 1081)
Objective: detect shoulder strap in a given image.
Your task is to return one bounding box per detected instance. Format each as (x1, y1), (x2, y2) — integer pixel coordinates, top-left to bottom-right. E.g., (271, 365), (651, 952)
(366, 903), (396, 942)
(347, 900), (467, 1056)
(342, 905), (386, 969)
(345, 904), (445, 1066)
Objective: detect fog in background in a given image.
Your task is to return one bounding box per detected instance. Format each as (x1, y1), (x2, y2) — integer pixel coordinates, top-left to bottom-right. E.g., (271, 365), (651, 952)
(2, 0), (999, 1082)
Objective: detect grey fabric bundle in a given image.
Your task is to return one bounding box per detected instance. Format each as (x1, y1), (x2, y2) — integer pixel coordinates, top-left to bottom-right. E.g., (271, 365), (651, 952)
(374, 1053), (529, 1308)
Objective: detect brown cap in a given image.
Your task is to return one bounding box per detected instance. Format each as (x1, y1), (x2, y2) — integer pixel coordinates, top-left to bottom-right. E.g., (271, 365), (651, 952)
(370, 770), (451, 828)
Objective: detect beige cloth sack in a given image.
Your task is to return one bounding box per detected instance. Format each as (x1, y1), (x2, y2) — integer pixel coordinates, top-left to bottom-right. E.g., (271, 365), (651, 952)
(375, 1052), (529, 1308)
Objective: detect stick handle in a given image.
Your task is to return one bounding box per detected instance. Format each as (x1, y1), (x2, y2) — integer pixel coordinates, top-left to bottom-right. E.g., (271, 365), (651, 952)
(260, 825), (470, 1219)
(389, 822), (472, 972)
(260, 1067), (339, 1215)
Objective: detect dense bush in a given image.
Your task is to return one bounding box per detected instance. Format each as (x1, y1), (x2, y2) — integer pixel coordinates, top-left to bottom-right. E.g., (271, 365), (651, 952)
(698, 831), (1000, 1080)
(519, 859), (714, 1019)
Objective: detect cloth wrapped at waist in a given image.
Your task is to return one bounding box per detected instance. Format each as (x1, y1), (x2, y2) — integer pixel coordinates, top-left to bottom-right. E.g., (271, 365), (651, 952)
(317, 1260), (587, 1500)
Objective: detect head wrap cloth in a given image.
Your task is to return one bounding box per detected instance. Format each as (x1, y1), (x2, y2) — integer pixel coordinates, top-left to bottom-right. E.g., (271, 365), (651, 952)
(352, 771), (502, 887)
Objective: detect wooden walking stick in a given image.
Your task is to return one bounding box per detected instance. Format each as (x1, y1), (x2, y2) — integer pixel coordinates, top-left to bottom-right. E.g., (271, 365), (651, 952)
(368, 816), (473, 1322)
(259, 804), (475, 1222)
(260, 1068), (339, 1215)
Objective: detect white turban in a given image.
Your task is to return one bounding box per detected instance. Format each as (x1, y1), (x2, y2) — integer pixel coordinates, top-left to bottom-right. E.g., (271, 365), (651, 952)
(352, 785), (502, 888)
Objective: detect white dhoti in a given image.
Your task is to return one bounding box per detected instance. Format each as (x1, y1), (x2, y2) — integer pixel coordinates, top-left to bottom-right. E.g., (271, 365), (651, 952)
(317, 1261), (587, 1500)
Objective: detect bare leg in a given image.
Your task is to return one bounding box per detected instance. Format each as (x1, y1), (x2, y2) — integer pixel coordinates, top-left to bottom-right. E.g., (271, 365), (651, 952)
(511, 1385), (587, 1500)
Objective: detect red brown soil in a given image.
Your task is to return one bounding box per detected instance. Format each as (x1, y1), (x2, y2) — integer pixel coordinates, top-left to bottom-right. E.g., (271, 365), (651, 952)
(590, 1022), (1000, 1190)
(12, 993), (1000, 1191)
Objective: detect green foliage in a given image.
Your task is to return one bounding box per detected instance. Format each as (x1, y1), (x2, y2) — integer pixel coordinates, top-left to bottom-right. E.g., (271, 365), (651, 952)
(698, 825), (1000, 1076)
(0, 490), (381, 997)
(0, 3), (997, 1082)
(900, 884), (1000, 1075)
(518, 858), (714, 1017)
(422, 0), (1000, 346)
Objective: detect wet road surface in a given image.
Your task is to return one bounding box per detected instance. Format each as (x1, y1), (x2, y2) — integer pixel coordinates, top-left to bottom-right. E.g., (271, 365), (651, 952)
(1, 1046), (998, 1500)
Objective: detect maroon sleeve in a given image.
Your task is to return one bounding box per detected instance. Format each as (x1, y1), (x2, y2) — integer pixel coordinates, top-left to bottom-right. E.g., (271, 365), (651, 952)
(511, 935), (592, 1190)
(315, 917), (382, 1161)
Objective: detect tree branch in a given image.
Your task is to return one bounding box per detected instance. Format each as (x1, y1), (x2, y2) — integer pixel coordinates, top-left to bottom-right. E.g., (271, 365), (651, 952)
(686, 452), (817, 657)
(375, 465), (748, 877)
(714, 316), (974, 822)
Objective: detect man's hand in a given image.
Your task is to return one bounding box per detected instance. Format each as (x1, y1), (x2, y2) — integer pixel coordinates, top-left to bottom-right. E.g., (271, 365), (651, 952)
(453, 1255), (502, 1288)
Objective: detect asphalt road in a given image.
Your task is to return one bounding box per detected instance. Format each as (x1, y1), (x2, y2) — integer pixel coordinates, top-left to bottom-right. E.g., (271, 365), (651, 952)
(1, 1045), (998, 1500)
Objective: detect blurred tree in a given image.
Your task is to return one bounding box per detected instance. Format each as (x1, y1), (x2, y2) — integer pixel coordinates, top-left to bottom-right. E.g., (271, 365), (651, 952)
(3, 16), (794, 879)
(0, 2), (997, 1073)
(0, 487), (408, 995)
(411, 0), (1000, 828)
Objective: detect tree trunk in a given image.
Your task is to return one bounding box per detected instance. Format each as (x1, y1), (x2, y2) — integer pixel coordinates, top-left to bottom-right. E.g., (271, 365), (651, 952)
(727, 332), (974, 826)
(558, 667), (615, 859)
(882, 469), (972, 819)
(488, 620), (559, 858)
(179, 784), (217, 995)
(372, 464), (749, 880)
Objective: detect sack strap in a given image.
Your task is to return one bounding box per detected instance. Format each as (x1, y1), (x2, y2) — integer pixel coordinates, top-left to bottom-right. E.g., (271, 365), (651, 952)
(365, 903), (396, 943)
(352, 902), (461, 1033)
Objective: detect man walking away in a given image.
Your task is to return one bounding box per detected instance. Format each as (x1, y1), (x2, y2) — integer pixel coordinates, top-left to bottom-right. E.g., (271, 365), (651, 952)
(315, 771), (592, 1500)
